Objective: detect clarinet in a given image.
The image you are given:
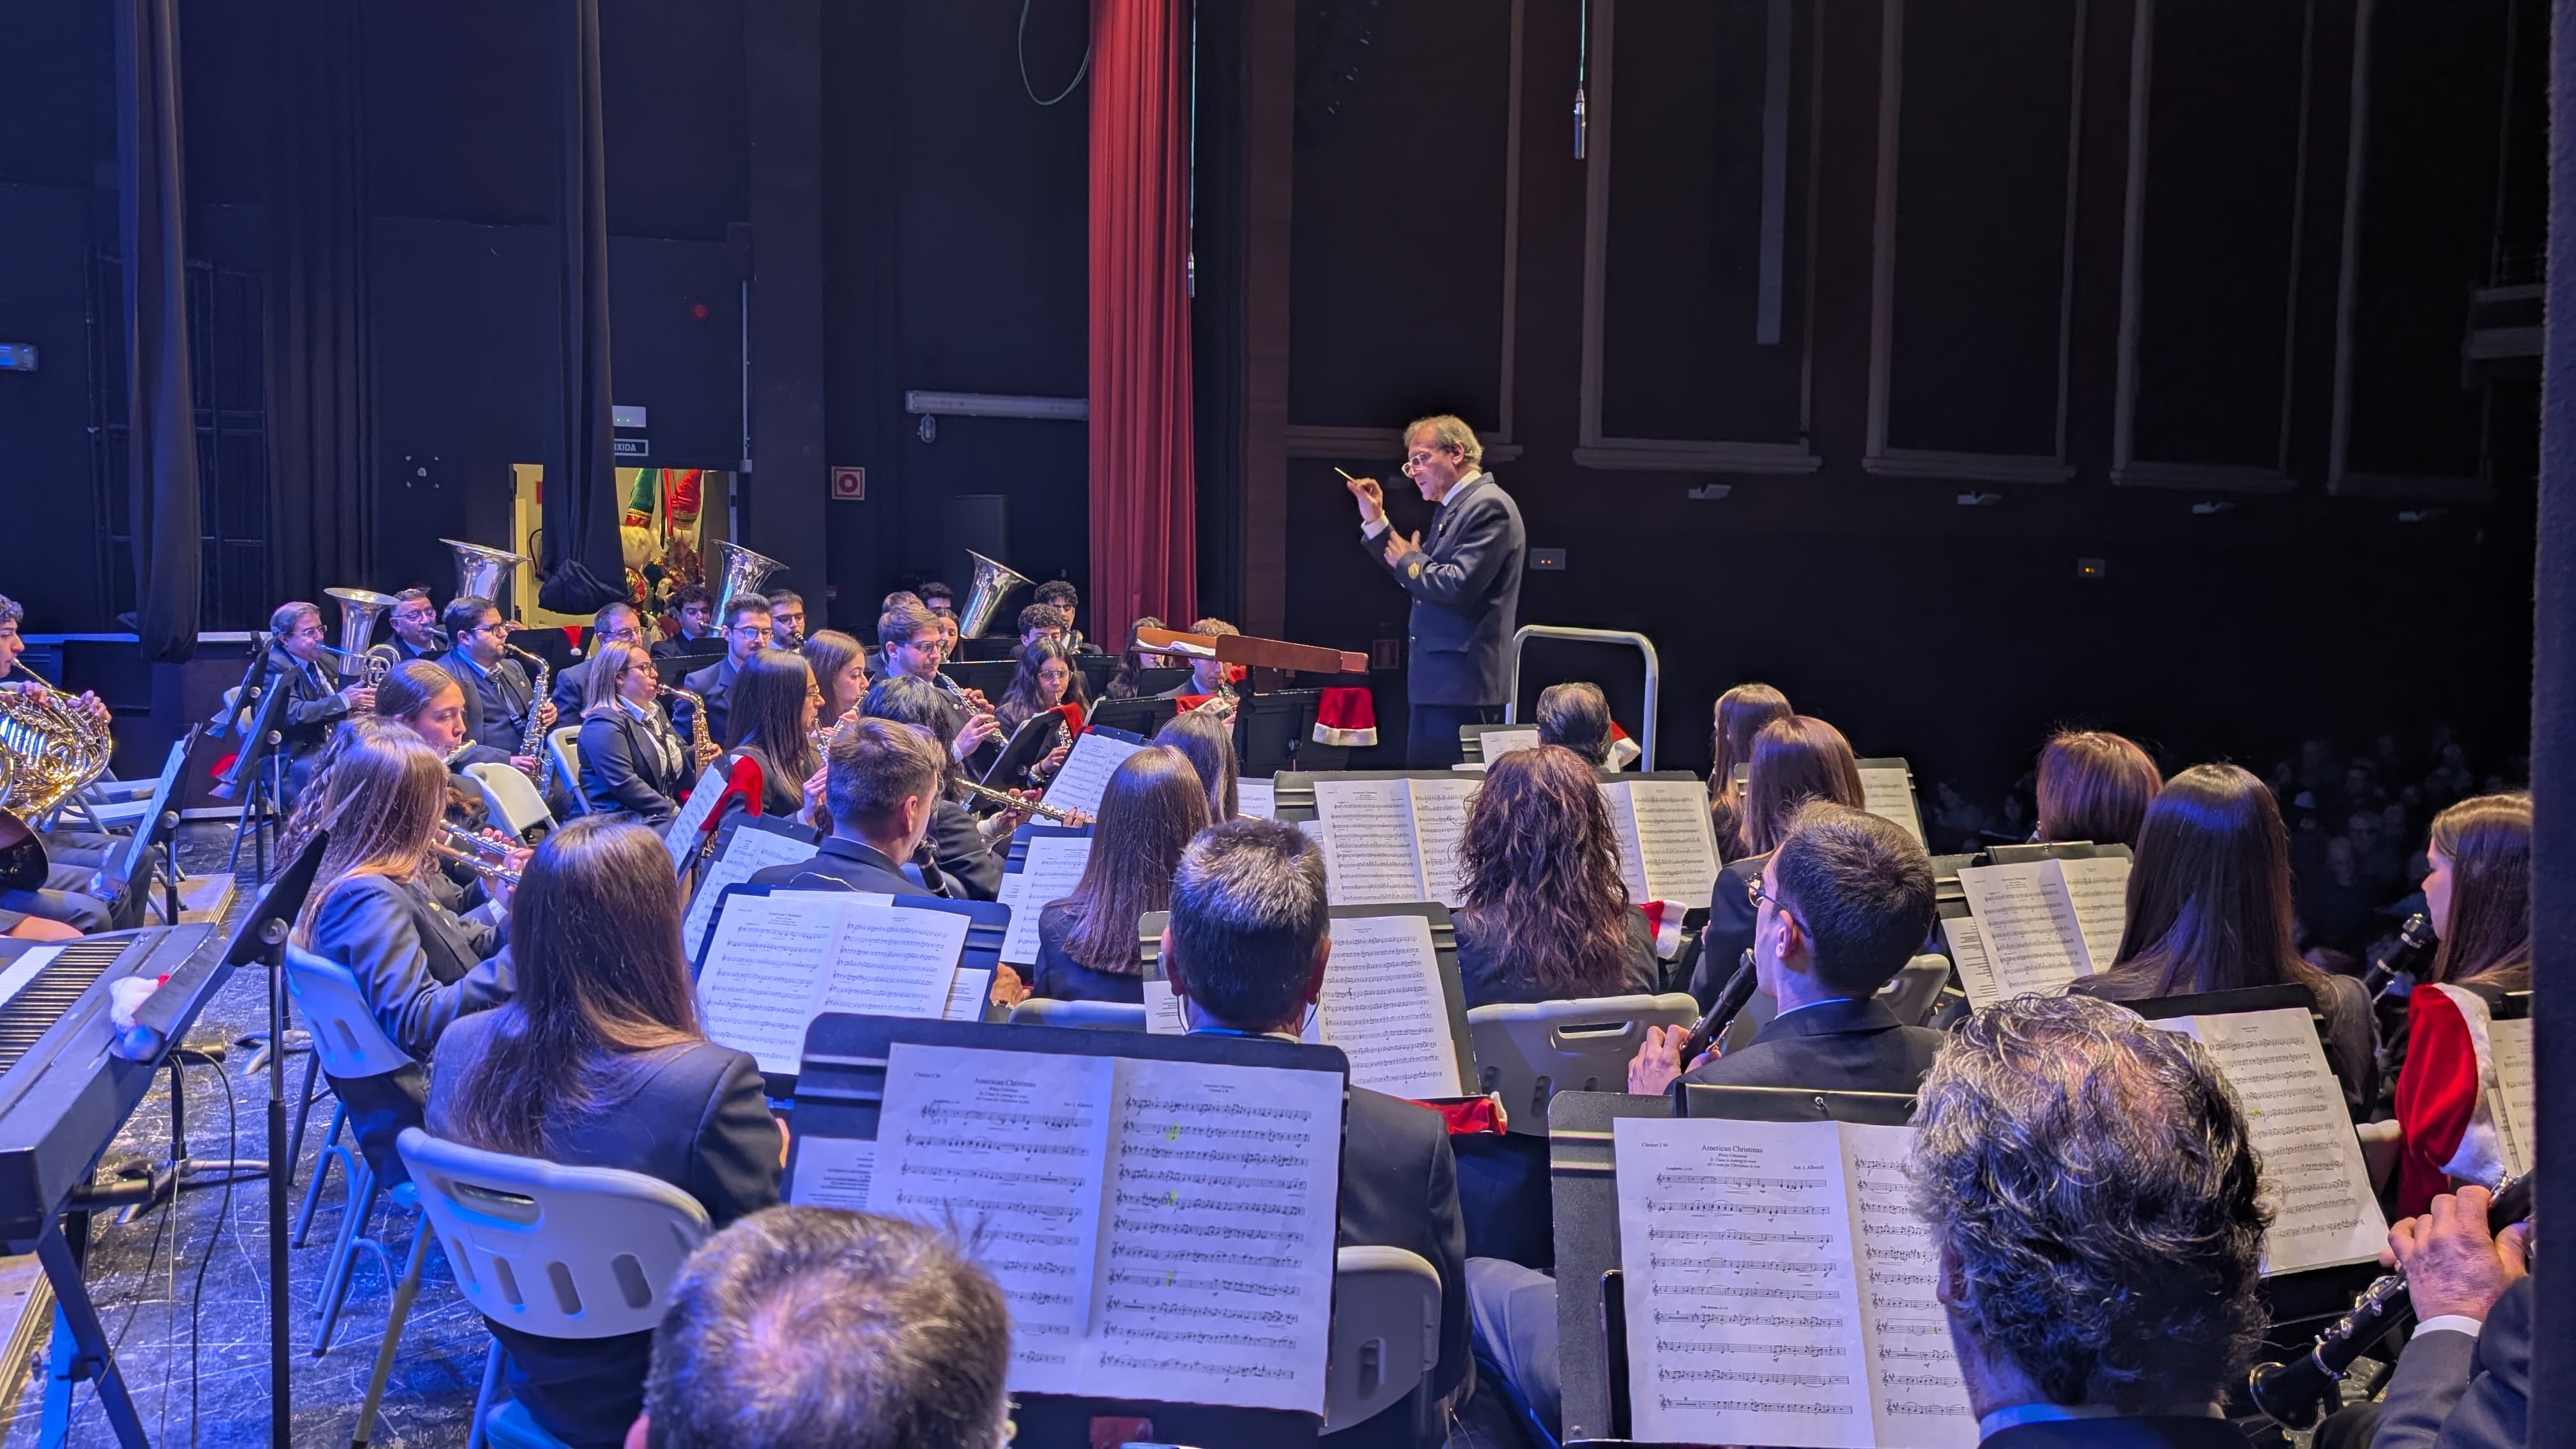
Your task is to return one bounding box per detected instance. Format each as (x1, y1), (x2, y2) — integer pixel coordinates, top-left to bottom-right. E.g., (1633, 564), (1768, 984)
(505, 643), (553, 784)
(2245, 1172), (2534, 1428)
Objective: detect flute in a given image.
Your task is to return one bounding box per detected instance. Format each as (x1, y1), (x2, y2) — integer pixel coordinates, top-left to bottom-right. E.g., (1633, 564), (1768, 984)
(955, 778), (1078, 824)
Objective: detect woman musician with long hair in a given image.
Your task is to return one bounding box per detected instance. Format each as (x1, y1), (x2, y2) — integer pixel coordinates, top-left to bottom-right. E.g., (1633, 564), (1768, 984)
(279, 665), (512, 898)
(1030, 746), (1209, 1004)
(575, 640), (692, 825)
(721, 650), (824, 824)
(991, 638), (1085, 788)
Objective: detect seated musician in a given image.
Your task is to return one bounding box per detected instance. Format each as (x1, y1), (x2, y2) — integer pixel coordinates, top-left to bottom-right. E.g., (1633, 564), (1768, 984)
(2389, 793), (2529, 1217)
(647, 582), (717, 659)
(1706, 681), (1792, 863)
(989, 638), (1082, 788)
(2034, 729), (2163, 848)
(1102, 613), (1167, 699)
(1015, 601), (1068, 650)
(279, 715), (496, 916)
(289, 725), (519, 1179)
(1154, 709), (1240, 821)
(1530, 681), (1614, 768)
(1685, 714), (1868, 1014)
(1029, 745), (1208, 1005)
(916, 579), (956, 615)
(746, 718), (946, 899)
(877, 599), (1000, 767)
(438, 595), (555, 756)
(270, 599), (375, 806)
(372, 587), (445, 668)
(1450, 744), (1655, 1010)
(1033, 577), (1093, 652)
(858, 590), (921, 677)
(765, 588), (807, 651)
(1159, 820), (1470, 1443)
(2315, 1186), (2531, 1449)
(802, 628), (870, 732)
(0, 592), (112, 724)
(577, 641), (698, 825)
(672, 595), (770, 748)
(631, 1208), (1009, 1449)
(0, 595), (113, 935)
(427, 816), (781, 1448)
(719, 650), (824, 824)
(549, 600), (645, 721)
(378, 659), (521, 774)
(2067, 764), (2377, 1114)
(857, 677), (1012, 900)
(1154, 616), (1240, 716)
(1914, 994), (2267, 1448)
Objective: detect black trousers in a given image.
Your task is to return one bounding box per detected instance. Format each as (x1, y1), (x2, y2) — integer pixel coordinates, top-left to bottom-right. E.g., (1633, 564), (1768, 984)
(1405, 703), (1503, 769)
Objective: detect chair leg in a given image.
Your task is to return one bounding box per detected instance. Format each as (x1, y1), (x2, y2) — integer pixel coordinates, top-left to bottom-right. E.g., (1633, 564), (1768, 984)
(466, 1338), (503, 1449)
(293, 1105), (351, 1248)
(286, 1047), (324, 1183)
(350, 1218), (432, 1449)
(312, 1166), (387, 1355)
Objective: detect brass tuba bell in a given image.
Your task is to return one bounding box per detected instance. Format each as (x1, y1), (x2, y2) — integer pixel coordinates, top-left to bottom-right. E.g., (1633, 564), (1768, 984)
(956, 550), (1033, 640)
(323, 587), (402, 687)
(440, 538), (530, 610)
(710, 539), (788, 627)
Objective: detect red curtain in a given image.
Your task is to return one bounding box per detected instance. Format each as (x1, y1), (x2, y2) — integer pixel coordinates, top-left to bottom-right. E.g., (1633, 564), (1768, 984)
(1088, 0), (1197, 637)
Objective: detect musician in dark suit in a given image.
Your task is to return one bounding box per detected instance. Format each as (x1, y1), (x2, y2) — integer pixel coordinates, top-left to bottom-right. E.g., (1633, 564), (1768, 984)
(264, 600), (375, 808)
(671, 595), (770, 749)
(860, 676), (1011, 901)
(550, 601), (644, 721)
(439, 596), (555, 756)
(1161, 819), (1469, 1446)
(2314, 1186), (2531, 1449)
(575, 641), (692, 824)
(745, 717), (947, 899)
(648, 583), (719, 659)
(371, 587), (445, 669)
(427, 817), (781, 1448)
(1344, 415), (1526, 769)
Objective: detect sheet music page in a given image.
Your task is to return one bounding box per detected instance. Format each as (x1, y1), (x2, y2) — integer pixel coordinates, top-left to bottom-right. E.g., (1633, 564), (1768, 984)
(2485, 1017), (2536, 1179)
(786, 1133), (877, 1211)
(944, 967), (995, 1022)
(1624, 779), (1723, 906)
(1090, 1055), (1342, 1412)
(682, 825), (819, 961)
(1406, 776), (1482, 908)
(1954, 863), (2089, 997)
(1857, 765), (1926, 847)
(2162, 1009), (2385, 1273)
(999, 835), (1096, 965)
(869, 1043), (1118, 1397)
(1840, 1124), (1977, 1446)
(661, 761), (739, 869)
(694, 892), (845, 1074)
(2039, 856), (2131, 973)
(1043, 733), (1149, 818)
(819, 905), (969, 1020)
(1319, 914), (1464, 1098)
(1613, 1116), (1874, 1448)
(1140, 977), (1188, 1034)
(1312, 778), (1429, 904)
(1236, 776), (1275, 820)
(1480, 726), (1542, 761)
(1600, 784), (1655, 904)
(1940, 916), (2001, 1008)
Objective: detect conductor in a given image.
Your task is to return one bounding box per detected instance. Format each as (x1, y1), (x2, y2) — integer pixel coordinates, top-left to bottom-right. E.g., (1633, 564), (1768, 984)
(1346, 415), (1527, 768)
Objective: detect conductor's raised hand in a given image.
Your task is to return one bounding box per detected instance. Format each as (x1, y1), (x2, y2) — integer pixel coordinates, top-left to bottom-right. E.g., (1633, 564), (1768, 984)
(1346, 473), (1386, 525)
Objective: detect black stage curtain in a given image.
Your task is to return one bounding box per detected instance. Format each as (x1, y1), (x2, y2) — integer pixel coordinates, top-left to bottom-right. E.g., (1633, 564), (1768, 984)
(2530, 0), (2573, 1408)
(264, 0), (376, 606)
(540, 0), (628, 616)
(114, 0), (203, 662)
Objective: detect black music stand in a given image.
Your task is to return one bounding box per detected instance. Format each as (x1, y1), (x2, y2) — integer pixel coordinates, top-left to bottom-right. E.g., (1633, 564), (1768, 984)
(215, 677), (295, 882)
(981, 709), (1067, 788)
(1087, 694), (1178, 737)
(1234, 689), (1331, 776)
(104, 729), (194, 931)
(651, 650), (726, 688)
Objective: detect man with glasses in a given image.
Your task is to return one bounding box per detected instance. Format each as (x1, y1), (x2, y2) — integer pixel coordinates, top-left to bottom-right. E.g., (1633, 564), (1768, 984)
(439, 595), (554, 755)
(372, 587), (445, 670)
(765, 589), (808, 650)
(551, 601), (645, 719)
(268, 599), (376, 806)
(876, 599), (1000, 768)
(1342, 413), (1526, 768)
(673, 596), (770, 748)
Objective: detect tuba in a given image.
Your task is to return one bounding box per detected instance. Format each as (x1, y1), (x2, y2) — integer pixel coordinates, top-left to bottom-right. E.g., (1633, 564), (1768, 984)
(956, 550), (1033, 639)
(441, 538), (530, 610)
(323, 587), (402, 688)
(0, 664), (116, 820)
(709, 540), (786, 626)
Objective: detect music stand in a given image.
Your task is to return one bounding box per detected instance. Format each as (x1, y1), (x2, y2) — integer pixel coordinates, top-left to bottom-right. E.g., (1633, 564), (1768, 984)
(1087, 694), (1178, 737)
(652, 651), (726, 688)
(215, 674), (295, 882)
(982, 710), (1067, 788)
(105, 729), (194, 931)
(1234, 689), (1331, 776)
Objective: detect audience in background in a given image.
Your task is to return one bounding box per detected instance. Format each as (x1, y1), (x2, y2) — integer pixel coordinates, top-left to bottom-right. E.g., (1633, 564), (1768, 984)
(1451, 744), (1655, 1008)
(2391, 792), (2531, 1216)
(720, 650), (822, 822)
(1032, 746), (1209, 1004)
(2033, 729), (2163, 848)
(429, 817), (781, 1448)
(1155, 709), (1241, 823)
(2070, 763), (2378, 1113)
(1689, 714), (1867, 1012)
(1707, 682), (1793, 862)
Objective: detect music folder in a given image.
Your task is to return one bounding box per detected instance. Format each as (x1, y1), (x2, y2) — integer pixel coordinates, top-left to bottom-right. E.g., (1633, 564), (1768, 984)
(680, 813), (820, 963)
(787, 1015), (1349, 1444)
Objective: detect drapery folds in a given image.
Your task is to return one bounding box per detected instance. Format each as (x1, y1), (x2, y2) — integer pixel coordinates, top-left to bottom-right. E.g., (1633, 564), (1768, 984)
(114, 0), (203, 661)
(539, 0), (630, 615)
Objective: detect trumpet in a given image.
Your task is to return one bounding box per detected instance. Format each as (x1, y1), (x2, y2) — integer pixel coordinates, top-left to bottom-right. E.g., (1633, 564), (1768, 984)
(956, 778), (1078, 824)
(431, 824), (523, 887)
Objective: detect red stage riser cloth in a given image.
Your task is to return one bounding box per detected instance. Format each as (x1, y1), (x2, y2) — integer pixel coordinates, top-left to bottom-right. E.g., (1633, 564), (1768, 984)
(1087, 0), (1197, 635)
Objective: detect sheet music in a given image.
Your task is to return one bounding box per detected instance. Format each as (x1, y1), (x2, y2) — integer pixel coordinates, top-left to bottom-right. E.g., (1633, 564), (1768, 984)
(786, 1133), (877, 1211)
(1616, 779), (1722, 906)
(870, 1044), (1118, 1397)
(1604, 787), (1653, 904)
(1406, 776), (1481, 908)
(2160, 1008), (2385, 1273)
(661, 760), (738, 870)
(1318, 914), (1464, 1098)
(1043, 733), (1149, 818)
(1841, 1124), (1977, 1445)
(1940, 916), (2000, 1008)
(2486, 1017), (2536, 1179)
(944, 967), (995, 1022)
(999, 835), (1096, 965)
(682, 825), (818, 962)
(1236, 776), (1275, 820)
(1479, 726), (1542, 761)
(2041, 856), (2130, 972)
(1954, 863), (2089, 997)
(1313, 778), (1429, 903)
(819, 905), (969, 1020)
(1141, 977), (1188, 1034)
(1857, 765), (1926, 847)
(694, 892), (848, 1074)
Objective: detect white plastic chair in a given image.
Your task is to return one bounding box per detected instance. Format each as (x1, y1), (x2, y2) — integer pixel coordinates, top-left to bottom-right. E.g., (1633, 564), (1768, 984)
(282, 946), (419, 1359)
(466, 760), (557, 841)
(546, 727), (585, 815)
(1008, 998), (1149, 1031)
(1878, 953), (1953, 1026)
(390, 1128), (716, 1449)
(1322, 1245), (1443, 1438)
(1468, 993), (1701, 1136)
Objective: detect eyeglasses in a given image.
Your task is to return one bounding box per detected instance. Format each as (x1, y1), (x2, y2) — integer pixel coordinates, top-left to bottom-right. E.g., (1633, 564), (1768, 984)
(1747, 876), (1777, 912)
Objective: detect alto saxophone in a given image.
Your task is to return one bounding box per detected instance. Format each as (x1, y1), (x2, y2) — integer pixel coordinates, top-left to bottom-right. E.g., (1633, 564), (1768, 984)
(503, 643), (553, 784)
(659, 684), (714, 770)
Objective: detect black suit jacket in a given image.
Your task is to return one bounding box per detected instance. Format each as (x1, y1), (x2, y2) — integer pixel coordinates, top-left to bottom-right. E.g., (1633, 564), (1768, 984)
(426, 1009), (781, 1446)
(1364, 473), (1526, 707)
(672, 657), (738, 751)
(746, 836), (933, 898)
(550, 657), (597, 719)
(1335, 1085), (1473, 1441)
(441, 648), (539, 755)
(1677, 995), (1946, 1095)
(925, 797), (1003, 901)
(2367, 1276), (2529, 1449)
(1983, 1416), (2253, 1449)
(267, 646), (351, 751)
(577, 705), (686, 824)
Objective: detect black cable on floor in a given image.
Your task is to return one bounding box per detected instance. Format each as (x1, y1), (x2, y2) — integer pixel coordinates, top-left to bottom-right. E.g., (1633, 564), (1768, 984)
(187, 1046), (240, 1449)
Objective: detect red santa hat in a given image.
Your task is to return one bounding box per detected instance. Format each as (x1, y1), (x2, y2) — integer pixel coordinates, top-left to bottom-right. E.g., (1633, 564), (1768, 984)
(1637, 896), (1686, 960)
(1606, 720), (1642, 771)
(1312, 686), (1378, 748)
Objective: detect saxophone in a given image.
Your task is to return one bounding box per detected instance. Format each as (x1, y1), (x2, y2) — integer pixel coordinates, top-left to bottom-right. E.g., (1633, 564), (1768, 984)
(503, 643), (553, 783)
(659, 684), (715, 772)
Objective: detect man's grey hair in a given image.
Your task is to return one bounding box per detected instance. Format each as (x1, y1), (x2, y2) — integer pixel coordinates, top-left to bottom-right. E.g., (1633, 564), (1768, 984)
(1908, 994), (2268, 1411)
(1405, 413), (1484, 473)
(643, 1206), (1009, 1449)
(1169, 818), (1329, 1029)
(269, 600), (322, 636)
(0, 594), (20, 628)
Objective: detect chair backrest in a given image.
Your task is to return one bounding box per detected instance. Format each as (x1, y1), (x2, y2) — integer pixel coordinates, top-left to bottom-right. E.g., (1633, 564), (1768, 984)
(397, 1128), (713, 1342)
(283, 944), (417, 1078)
(546, 727), (585, 815)
(1007, 997), (1147, 1032)
(1878, 954), (1952, 1026)
(1322, 1245), (1442, 1435)
(1468, 993), (1701, 1136)
(465, 761), (556, 840)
